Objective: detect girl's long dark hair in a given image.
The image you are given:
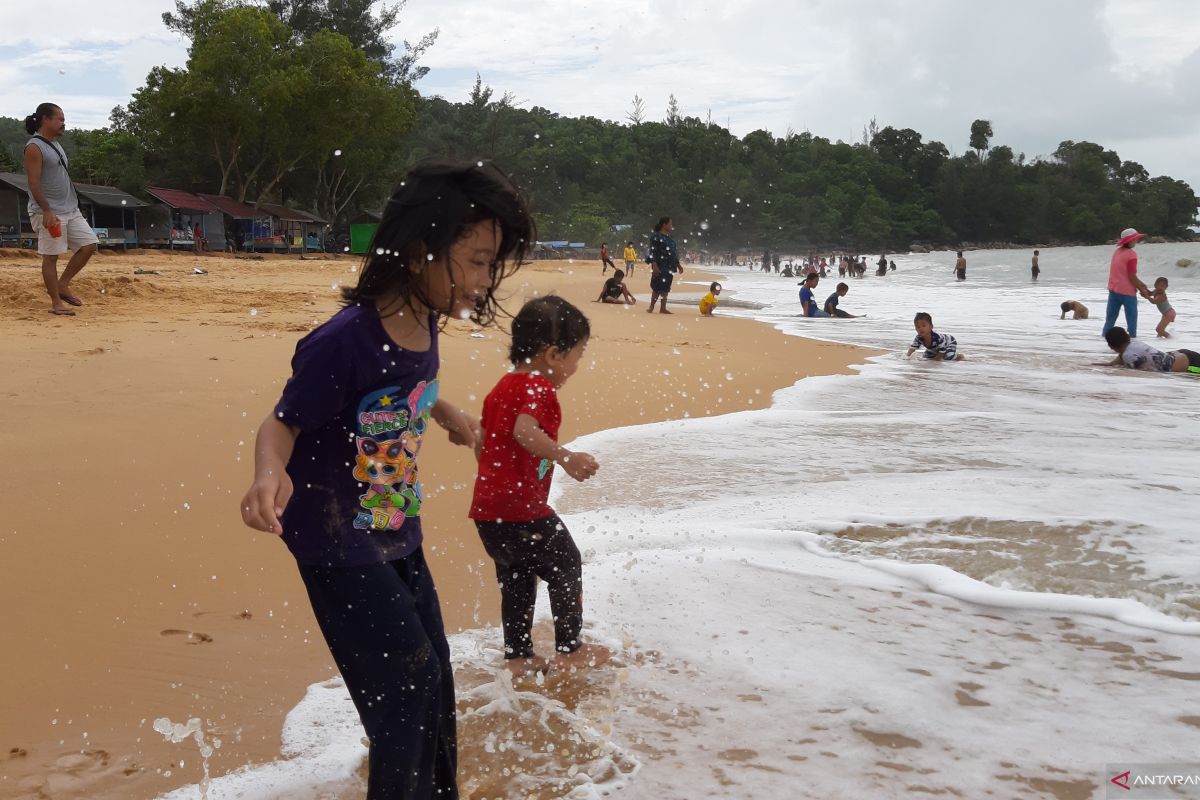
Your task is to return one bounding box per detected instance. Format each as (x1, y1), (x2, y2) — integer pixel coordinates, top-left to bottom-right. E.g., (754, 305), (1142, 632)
(342, 160), (534, 326)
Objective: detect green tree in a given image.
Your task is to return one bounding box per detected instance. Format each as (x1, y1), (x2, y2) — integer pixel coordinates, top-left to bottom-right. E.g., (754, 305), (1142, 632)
(71, 129), (146, 194)
(162, 0), (437, 84)
(969, 119), (993, 161)
(119, 2), (417, 212)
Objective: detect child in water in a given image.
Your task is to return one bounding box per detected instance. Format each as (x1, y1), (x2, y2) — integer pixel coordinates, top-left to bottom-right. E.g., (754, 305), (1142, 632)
(823, 282), (860, 318)
(1101, 326), (1199, 373)
(1060, 300), (1089, 320)
(239, 161), (534, 797)
(1148, 277), (1175, 338)
(907, 312), (965, 361)
(470, 296), (609, 675)
(699, 282), (722, 316)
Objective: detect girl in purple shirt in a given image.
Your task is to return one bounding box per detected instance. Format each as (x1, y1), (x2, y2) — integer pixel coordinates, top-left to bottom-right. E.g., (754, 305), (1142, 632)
(240, 162), (534, 799)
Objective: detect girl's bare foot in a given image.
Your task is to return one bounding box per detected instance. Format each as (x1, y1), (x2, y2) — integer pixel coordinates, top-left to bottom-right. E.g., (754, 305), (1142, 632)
(659, 308), (672, 314)
(554, 643), (610, 670)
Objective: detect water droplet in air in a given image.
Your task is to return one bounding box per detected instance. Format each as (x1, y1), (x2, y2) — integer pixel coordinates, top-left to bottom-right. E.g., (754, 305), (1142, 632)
(250, 308), (257, 316)
(333, 149), (342, 156)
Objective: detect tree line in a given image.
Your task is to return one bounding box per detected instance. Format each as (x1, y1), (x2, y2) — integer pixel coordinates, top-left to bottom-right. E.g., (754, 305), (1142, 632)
(2, 0), (1195, 251)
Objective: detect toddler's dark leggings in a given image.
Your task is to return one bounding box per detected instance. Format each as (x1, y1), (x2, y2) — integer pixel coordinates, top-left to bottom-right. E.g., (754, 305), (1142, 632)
(474, 513), (583, 658)
(298, 548), (458, 799)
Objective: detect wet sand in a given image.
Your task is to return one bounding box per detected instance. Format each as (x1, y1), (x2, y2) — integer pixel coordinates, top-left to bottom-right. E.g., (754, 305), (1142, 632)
(0, 247), (863, 799)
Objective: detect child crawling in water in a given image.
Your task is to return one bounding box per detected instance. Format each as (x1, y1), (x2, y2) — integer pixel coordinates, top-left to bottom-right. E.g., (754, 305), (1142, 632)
(470, 296), (610, 675)
(1100, 326), (1200, 373)
(907, 312), (965, 361)
(1060, 300), (1089, 319)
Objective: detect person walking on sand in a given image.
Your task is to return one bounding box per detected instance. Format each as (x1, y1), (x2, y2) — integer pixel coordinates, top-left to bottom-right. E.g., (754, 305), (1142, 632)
(600, 242), (616, 273)
(622, 241), (637, 275)
(646, 216), (682, 314)
(23, 103), (97, 316)
(1102, 227), (1153, 338)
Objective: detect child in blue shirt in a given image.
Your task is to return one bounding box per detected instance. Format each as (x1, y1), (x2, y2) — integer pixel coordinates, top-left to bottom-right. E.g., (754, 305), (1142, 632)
(799, 272), (829, 317)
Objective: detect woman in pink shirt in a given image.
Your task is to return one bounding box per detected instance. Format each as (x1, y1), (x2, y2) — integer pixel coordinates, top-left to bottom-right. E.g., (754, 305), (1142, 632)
(1102, 227), (1153, 338)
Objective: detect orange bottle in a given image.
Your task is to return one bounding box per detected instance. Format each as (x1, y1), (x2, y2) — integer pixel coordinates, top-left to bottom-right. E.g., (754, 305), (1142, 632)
(47, 219), (62, 238)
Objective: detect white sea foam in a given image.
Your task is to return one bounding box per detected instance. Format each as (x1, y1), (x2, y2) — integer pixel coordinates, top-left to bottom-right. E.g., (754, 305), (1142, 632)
(160, 244), (1200, 798)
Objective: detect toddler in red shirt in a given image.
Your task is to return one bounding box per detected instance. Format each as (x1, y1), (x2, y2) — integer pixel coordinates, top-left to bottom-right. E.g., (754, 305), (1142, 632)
(470, 296), (608, 674)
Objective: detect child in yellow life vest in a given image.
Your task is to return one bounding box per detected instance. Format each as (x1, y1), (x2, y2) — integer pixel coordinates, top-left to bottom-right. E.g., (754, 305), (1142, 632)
(699, 282), (721, 316)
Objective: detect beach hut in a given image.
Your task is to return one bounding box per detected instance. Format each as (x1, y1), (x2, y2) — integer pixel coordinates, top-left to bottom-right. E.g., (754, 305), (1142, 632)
(144, 186), (224, 249)
(0, 172), (147, 249)
(197, 194), (270, 252)
(257, 204), (328, 253)
(75, 182), (149, 249)
(0, 172), (33, 247)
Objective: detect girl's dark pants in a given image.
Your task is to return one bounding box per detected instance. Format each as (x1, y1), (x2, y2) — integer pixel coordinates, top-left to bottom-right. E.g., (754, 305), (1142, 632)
(475, 513), (583, 659)
(298, 547), (458, 799)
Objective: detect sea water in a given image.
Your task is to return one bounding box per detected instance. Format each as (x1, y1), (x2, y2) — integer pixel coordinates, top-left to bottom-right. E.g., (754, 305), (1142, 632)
(160, 244), (1200, 799)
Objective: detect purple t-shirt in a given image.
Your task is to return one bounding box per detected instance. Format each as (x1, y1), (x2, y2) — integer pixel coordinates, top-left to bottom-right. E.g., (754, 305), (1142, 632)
(273, 304), (439, 566)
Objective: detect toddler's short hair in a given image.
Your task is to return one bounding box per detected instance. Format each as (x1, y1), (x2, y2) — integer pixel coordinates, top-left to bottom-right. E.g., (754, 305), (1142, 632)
(509, 296), (591, 364)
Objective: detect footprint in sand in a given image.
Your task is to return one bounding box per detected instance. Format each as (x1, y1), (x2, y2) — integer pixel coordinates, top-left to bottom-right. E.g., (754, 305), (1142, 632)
(20, 748), (139, 796)
(160, 629), (213, 644)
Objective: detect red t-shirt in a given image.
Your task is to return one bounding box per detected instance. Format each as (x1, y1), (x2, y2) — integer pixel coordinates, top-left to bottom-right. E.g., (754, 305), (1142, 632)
(469, 372), (561, 522)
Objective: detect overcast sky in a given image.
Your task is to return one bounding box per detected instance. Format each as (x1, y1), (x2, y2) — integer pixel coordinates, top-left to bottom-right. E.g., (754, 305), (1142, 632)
(3, 0), (1199, 195)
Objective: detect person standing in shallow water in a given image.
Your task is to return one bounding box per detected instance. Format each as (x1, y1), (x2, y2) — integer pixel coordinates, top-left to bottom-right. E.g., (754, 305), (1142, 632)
(646, 216), (682, 314)
(1102, 227), (1153, 338)
(240, 161), (536, 799)
(1031, 250), (1040, 281)
(954, 251), (966, 281)
(23, 103), (98, 316)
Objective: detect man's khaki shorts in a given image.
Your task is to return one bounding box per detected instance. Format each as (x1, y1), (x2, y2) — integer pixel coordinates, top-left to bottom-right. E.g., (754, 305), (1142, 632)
(30, 209), (99, 256)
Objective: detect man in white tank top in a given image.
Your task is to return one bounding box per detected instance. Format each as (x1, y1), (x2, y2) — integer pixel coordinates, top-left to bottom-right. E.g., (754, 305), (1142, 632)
(23, 103), (98, 316)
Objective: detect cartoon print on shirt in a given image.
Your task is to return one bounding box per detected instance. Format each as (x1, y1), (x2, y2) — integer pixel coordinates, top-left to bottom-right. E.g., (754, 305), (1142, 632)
(352, 379), (439, 530)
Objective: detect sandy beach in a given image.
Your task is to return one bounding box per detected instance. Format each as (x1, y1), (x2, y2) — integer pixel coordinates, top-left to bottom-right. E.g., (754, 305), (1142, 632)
(0, 247), (864, 799)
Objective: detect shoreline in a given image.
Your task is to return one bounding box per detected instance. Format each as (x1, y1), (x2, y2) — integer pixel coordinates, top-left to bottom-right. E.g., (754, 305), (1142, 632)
(0, 251), (867, 799)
